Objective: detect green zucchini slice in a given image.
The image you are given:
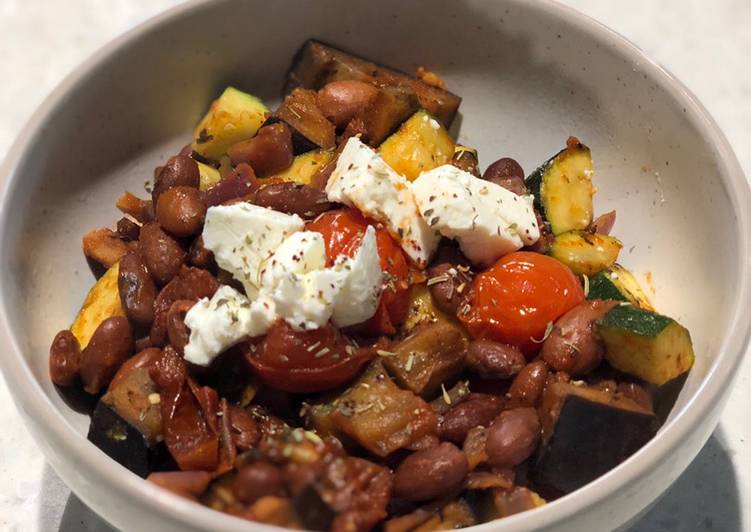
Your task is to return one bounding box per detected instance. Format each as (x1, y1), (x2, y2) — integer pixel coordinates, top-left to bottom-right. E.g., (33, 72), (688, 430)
(549, 231), (622, 276)
(526, 138), (595, 235)
(588, 264), (654, 310)
(597, 305), (695, 385)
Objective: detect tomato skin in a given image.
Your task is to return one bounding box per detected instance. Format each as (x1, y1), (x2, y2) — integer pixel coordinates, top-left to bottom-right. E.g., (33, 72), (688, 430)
(460, 251), (584, 355)
(307, 209), (411, 335)
(244, 320), (373, 393)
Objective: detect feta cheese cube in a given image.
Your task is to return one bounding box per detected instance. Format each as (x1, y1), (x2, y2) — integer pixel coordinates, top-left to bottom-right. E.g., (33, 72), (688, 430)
(411, 165), (540, 266)
(326, 137), (439, 268)
(183, 285), (276, 366)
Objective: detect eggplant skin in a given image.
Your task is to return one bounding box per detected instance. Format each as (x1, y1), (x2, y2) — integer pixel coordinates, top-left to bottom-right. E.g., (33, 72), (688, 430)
(87, 400), (169, 478)
(532, 395), (657, 495)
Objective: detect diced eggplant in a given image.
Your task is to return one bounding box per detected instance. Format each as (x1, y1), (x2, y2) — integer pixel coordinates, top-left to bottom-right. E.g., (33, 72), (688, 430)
(382, 320), (468, 398)
(286, 40), (462, 127)
(102, 366), (162, 444)
(357, 85), (420, 146)
(597, 305), (694, 385)
(378, 110), (455, 181)
(402, 283), (450, 332)
(526, 138), (595, 235)
(87, 400), (169, 478)
(272, 88), (336, 152)
(306, 361), (437, 457)
(587, 264), (654, 310)
(533, 381), (657, 494)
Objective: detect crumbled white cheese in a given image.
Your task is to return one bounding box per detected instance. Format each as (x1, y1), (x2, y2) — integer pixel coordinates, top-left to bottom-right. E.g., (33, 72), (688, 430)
(330, 226), (383, 327)
(326, 136), (439, 268)
(183, 285), (276, 366)
(202, 203), (304, 297)
(185, 227), (383, 365)
(411, 165), (540, 266)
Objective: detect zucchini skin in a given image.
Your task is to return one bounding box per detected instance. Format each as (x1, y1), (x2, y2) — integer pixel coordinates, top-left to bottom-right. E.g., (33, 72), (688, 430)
(597, 305), (695, 385)
(587, 271), (629, 302)
(526, 139), (594, 235)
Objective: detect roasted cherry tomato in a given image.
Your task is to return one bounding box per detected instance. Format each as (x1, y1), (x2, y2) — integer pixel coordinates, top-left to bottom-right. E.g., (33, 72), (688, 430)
(460, 251), (584, 355)
(307, 208), (411, 335)
(244, 320), (373, 393)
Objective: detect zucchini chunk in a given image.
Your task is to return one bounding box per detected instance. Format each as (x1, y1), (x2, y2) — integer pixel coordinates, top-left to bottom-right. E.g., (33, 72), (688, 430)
(450, 145), (481, 176)
(533, 381), (657, 494)
(597, 305), (695, 385)
(378, 110), (455, 181)
(192, 87), (268, 161)
(71, 262), (125, 349)
(587, 264), (654, 310)
(197, 161), (221, 191)
(286, 40), (462, 127)
(549, 231), (622, 276)
(526, 139), (595, 235)
(270, 149), (334, 186)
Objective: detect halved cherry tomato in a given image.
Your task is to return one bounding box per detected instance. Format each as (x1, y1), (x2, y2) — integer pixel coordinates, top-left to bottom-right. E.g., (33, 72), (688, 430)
(244, 320), (373, 393)
(307, 208), (411, 335)
(150, 347), (220, 471)
(460, 251), (584, 355)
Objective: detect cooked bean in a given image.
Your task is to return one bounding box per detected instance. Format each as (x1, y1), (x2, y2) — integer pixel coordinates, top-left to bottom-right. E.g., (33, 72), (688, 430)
(166, 300), (194, 355)
(118, 251), (157, 326)
(466, 339), (526, 379)
(252, 182), (332, 218)
(155, 186), (206, 238)
(138, 222), (186, 285)
(483, 158), (528, 195)
(426, 261), (472, 315)
(79, 317), (134, 394)
(150, 266), (219, 346)
(541, 300), (618, 375)
(188, 236), (215, 270)
(203, 163), (257, 207)
(508, 361), (549, 407)
(317, 80), (379, 128)
(116, 217), (141, 241)
(392, 442), (468, 501)
(49, 330), (81, 386)
(233, 461), (284, 504)
(485, 407), (540, 468)
(228, 123), (294, 177)
(109, 347), (163, 391)
(449, 149), (480, 177)
(152, 155), (199, 204)
(439, 394), (504, 444)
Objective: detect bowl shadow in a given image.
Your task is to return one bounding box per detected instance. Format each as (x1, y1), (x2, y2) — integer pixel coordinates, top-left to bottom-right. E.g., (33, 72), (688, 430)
(627, 427), (741, 532)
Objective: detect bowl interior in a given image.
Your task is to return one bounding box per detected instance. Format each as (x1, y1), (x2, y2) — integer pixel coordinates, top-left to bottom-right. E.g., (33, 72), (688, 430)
(0, 0), (744, 527)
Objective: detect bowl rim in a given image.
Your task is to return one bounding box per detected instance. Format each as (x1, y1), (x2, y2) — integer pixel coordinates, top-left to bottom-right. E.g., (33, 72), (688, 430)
(0, 0), (749, 530)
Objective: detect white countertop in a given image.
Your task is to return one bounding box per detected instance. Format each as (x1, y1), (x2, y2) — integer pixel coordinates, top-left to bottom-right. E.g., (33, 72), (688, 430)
(1, 1), (749, 531)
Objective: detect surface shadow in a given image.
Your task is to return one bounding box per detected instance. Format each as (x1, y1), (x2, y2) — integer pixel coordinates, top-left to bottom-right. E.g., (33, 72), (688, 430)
(628, 428), (741, 532)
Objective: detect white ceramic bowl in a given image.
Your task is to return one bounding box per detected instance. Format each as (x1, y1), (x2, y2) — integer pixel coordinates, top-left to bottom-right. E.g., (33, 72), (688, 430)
(1, 1), (748, 530)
